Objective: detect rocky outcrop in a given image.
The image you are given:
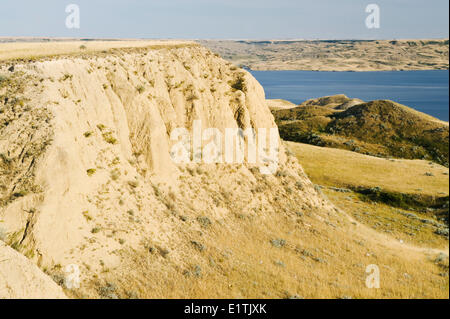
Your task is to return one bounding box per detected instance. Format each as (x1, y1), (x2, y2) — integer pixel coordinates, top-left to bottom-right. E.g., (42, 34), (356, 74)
(0, 241), (67, 298)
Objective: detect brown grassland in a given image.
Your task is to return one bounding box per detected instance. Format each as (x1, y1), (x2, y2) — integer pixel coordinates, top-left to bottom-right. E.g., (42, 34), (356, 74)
(286, 141), (449, 197)
(201, 39), (449, 71)
(286, 141), (448, 253)
(0, 40), (198, 62)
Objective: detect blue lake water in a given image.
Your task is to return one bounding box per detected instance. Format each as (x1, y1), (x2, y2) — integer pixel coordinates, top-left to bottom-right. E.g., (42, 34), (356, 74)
(251, 70), (449, 121)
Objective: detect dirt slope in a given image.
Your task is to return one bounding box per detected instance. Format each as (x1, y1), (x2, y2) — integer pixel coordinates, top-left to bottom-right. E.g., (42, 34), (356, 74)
(0, 241), (67, 298)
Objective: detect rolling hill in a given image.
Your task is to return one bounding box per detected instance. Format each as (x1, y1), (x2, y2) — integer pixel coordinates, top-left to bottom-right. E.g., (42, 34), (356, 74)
(273, 96), (449, 167)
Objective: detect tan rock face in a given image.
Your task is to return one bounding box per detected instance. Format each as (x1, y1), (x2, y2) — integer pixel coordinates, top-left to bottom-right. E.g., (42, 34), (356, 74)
(0, 241), (67, 298)
(0, 45), (330, 298)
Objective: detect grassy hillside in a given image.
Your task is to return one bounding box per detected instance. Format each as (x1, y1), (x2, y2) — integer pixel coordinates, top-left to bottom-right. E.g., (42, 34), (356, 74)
(286, 141), (449, 249)
(286, 142), (449, 197)
(274, 96), (449, 167)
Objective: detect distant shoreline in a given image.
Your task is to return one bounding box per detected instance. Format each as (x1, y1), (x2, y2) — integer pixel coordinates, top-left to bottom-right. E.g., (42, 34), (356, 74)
(248, 68), (450, 72)
(1, 38), (448, 72)
(201, 39), (449, 72)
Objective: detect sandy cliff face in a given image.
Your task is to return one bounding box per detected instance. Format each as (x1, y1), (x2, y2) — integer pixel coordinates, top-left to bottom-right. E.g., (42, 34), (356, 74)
(0, 45), (331, 297)
(0, 241), (67, 298)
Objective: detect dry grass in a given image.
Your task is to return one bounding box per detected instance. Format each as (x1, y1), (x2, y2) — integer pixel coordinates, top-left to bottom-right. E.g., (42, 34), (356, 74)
(267, 99), (297, 111)
(286, 140), (448, 253)
(0, 40), (197, 62)
(93, 204), (448, 299)
(286, 141), (449, 197)
(324, 189), (448, 249)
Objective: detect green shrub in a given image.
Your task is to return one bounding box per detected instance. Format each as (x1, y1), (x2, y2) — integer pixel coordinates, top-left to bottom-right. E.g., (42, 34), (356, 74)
(230, 77), (246, 92)
(82, 211), (92, 221)
(110, 168), (121, 181)
(128, 180), (139, 188)
(197, 216), (212, 227)
(355, 187), (448, 210)
(136, 85), (145, 94)
(0, 75), (7, 87)
(186, 94), (199, 102)
(12, 190), (29, 198)
(102, 132), (118, 145)
(60, 74), (73, 81)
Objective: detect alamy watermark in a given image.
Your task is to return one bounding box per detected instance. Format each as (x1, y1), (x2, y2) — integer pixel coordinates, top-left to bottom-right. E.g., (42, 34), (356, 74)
(365, 264), (380, 288)
(64, 263), (81, 289)
(170, 120), (279, 175)
(65, 4), (80, 29)
(365, 4), (380, 29)
(65, 4), (378, 31)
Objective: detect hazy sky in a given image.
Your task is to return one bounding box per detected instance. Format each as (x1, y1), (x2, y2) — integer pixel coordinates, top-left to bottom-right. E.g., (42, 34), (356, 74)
(0, 0), (448, 39)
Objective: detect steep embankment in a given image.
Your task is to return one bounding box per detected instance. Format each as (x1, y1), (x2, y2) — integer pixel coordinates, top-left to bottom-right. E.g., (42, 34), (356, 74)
(0, 44), (333, 298)
(273, 95), (449, 167)
(0, 241), (67, 298)
(0, 44), (448, 299)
